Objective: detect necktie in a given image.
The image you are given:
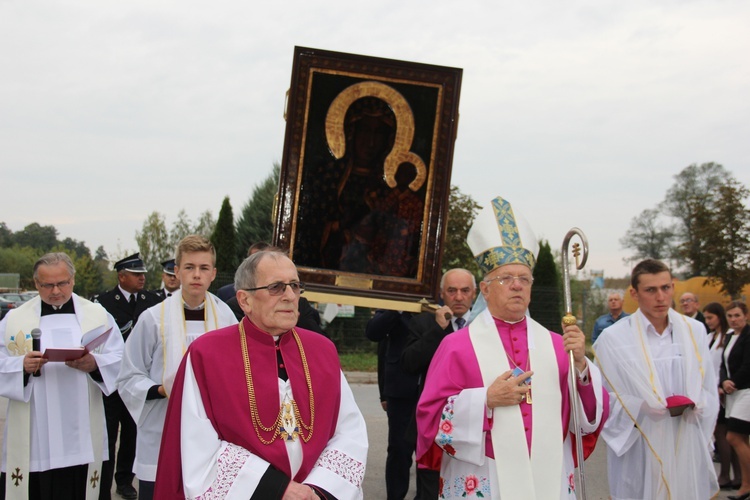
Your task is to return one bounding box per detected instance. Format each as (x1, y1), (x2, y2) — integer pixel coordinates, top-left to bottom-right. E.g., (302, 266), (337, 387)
(129, 294), (136, 312)
(455, 317), (466, 330)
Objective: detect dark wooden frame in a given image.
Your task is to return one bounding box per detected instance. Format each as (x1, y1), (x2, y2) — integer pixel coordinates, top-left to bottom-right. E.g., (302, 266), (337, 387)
(274, 46), (462, 305)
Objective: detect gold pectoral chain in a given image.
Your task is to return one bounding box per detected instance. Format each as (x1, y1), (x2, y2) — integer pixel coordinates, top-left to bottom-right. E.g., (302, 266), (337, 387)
(240, 322), (315, 445)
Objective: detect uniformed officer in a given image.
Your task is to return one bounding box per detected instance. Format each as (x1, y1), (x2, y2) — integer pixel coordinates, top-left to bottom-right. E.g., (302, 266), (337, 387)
(93, 253), (159, 500)
(151, 259), (180, 302)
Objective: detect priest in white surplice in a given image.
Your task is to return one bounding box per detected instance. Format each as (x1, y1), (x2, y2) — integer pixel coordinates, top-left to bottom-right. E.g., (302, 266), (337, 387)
(116, 236), (236, 500)
(593, 258), (719, 500)
(154, 250), (367, 499)
(0, 253), (123, 500)
(416, 196), (608, 499)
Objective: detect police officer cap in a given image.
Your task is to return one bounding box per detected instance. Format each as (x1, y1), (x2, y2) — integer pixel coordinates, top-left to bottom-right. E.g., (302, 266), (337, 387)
(161, 259), (176, 276)
(114, 253), (147, 273)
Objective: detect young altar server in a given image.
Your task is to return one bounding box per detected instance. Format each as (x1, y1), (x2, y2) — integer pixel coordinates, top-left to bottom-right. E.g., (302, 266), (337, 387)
(116, 235), (237, 500)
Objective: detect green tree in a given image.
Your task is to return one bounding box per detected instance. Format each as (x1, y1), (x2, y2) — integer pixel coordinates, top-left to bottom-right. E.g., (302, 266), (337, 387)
(71, 253), (103, 298)
(211, 197), (237, 274)
(0, 222), (13, 247)
(236, 163), (279, 260)
(0, 246), (41, 289)
(94, 245), (108, 262)
(135, 212), (171, 289)
(13, 223), (58, 251)
(699, 178), (750, 298)
(60, 237), (91, 258)
(442, 185), (481, 277)
(529, 240), (562, 331)
(169, 209), (194, 252)
(193, 210), (216, 238)
(661, 162), (728, 276)
(620, 208), (677, 264)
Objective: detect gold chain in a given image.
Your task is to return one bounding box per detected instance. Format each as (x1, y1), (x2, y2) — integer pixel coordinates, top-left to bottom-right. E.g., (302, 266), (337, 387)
(239, 321), (315, 444)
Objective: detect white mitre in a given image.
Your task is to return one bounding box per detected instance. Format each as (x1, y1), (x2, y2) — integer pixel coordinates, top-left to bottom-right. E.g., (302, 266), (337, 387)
(466, 196), (539, 275)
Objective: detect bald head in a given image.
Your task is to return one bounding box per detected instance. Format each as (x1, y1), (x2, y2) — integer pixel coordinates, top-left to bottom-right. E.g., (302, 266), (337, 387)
(607, 292), (624, 316)
(679, 292), (699, 316)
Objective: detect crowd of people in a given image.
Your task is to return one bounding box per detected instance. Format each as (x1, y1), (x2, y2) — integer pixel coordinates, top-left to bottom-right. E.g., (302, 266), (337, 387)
(0, 195), (749, 499)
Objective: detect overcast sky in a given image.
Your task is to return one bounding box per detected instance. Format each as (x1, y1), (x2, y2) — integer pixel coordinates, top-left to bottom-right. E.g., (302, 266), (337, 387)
(1, 0), (748, 278)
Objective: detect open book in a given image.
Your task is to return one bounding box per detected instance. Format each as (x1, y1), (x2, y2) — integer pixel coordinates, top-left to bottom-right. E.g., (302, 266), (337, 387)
(43, 325), (113, 362)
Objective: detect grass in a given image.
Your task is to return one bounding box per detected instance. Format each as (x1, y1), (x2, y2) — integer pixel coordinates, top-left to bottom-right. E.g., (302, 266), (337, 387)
(339, 352), (378, 372)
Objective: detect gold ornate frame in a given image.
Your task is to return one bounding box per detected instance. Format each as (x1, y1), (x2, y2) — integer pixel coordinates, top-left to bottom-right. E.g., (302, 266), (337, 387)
(274, 47), (462, 308)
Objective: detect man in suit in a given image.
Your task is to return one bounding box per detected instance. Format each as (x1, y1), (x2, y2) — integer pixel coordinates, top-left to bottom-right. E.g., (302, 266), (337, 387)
(400, 268), (476, 499)
(680, 292), (708, 330)
(151, 259), (180, 301)
(93, 253), (159, 500)
(366, 310), (419, 499)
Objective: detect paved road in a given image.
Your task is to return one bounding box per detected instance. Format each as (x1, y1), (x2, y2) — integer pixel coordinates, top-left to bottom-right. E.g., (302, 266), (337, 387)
(0, 382), (737, 499)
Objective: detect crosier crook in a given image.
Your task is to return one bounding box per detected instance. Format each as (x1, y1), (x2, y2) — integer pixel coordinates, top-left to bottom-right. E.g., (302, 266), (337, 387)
(561, 228), (589, 500)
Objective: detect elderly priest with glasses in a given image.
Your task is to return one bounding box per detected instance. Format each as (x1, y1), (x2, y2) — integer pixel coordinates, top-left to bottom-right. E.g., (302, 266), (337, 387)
(155, 250), (368, 499)
(415, 196), (608, 499)
(0, 252), (123, 500)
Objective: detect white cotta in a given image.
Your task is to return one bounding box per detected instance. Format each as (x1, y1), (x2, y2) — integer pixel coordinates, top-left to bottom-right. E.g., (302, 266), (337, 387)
(594, 309), (719, 500)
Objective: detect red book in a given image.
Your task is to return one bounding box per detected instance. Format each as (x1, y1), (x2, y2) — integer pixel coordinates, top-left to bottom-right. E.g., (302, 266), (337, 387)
(43, 325), (113, 362)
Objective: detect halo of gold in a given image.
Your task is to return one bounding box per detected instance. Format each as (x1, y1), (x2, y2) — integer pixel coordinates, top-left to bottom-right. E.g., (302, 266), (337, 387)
(325, 81), (427, 192)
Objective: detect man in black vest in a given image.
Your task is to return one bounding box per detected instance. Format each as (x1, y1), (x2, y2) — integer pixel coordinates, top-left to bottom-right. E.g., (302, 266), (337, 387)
(92, 253), (159, 500)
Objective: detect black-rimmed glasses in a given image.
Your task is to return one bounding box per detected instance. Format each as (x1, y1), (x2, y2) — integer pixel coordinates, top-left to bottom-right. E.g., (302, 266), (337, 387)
(243, 281), (305, 296)
(36, 280), (73, 290)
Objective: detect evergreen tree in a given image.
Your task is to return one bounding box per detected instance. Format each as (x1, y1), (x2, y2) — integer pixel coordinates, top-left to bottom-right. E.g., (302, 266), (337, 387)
(529, 240), (562, 332)
(235, 163), (279, 260)
(211, 196), (237, 275)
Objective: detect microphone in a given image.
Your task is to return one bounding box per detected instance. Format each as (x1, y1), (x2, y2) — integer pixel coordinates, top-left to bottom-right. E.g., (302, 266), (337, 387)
(31, 328), (42, 377)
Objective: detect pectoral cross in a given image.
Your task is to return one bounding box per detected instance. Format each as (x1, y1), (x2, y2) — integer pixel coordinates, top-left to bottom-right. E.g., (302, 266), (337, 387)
(11, 467), (23, 487)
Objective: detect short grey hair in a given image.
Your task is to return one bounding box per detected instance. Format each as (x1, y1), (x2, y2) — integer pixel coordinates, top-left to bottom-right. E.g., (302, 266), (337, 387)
(440, 268), (477, 290)
(234, 250), (289, 291)
(608, 291), (624, 300)
(33, 252), (76, 281)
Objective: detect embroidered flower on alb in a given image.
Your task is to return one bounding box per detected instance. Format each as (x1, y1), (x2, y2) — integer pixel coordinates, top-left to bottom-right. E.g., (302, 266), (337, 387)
(195, 444), (250, 499)
(314, 448), (365, 488)
(450, 474), (490, 498)
(437, 395), (457, 451)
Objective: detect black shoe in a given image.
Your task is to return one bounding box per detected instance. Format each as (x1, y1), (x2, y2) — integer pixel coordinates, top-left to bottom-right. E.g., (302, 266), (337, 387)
(721, 482), (738, 490)
(116, 484), (138, 500)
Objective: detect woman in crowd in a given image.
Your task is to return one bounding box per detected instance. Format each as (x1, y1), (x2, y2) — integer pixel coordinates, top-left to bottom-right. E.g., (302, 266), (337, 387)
(705, 302), (741, 489)
(721, 301), (750, 500)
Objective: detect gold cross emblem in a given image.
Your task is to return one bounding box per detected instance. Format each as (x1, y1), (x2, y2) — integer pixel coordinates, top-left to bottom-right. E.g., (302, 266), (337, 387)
(11, 467), (23, 486)
(90, 470), (100, 488)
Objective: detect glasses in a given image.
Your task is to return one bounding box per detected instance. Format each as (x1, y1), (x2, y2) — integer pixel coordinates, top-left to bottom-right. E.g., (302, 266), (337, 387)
(484, 275), (534, 287)
(243, 281), (305, 296)
(37, 280), (72, 290)
(679, 298), (696, 304)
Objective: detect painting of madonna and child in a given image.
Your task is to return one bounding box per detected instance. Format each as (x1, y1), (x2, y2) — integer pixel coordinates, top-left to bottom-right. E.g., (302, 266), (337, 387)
(274, 47), (462, 302)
